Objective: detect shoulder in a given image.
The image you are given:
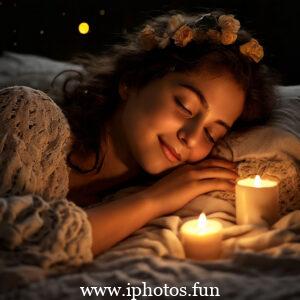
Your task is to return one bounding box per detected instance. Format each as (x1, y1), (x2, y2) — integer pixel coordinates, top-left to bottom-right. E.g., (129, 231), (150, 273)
(0, 85), (68, 128)
(0, 85), (72, 142)
(0, 86), (73, 200)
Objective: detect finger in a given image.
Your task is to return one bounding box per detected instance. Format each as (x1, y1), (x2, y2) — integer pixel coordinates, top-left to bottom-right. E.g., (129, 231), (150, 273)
(193, 158), (237, 170)
(200, 158), (237, 168)
(189, 167), (238, 181)
(197, 178), (236, 194)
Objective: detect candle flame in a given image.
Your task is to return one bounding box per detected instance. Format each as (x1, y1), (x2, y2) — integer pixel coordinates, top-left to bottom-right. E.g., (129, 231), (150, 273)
(198, 213), (207, 229)
(254, 175), (261, 187)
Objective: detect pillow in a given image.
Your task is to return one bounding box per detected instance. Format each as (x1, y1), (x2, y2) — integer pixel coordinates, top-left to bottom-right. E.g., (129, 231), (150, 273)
(268, 86), (300, 139)
(0, 51), (82, 104)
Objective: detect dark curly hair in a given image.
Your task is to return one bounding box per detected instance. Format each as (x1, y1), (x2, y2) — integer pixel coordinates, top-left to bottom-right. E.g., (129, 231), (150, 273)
(54, 9), (279, 175)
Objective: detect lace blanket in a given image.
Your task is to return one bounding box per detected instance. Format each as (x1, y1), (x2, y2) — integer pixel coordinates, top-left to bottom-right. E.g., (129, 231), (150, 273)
(0, 86), (93, 290)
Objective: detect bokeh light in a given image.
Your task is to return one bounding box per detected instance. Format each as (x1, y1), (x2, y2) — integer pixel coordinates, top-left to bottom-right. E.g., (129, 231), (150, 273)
(78, 22), (89, 34)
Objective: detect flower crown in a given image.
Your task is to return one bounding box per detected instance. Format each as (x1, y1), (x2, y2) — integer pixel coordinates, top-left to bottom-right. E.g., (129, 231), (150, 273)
(138, 13), (264, 63)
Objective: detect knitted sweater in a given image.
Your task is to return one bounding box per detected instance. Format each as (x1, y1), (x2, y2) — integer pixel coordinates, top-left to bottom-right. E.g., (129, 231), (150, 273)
(0, 86), (93, 273)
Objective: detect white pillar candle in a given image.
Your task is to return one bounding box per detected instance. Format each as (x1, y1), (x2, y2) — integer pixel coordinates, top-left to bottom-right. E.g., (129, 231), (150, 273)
(180, 213), (223, 261)
(235, 175), (279, 226)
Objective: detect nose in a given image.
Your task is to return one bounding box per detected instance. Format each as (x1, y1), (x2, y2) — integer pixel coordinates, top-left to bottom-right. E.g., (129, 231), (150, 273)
(177, 117), (205, 148)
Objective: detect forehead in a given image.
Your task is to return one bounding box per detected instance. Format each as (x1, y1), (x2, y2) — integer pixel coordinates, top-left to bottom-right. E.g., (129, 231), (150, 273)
(168, 69), (244, 98)
(165, 68), (239, 87)
(167, 67), (242, 92)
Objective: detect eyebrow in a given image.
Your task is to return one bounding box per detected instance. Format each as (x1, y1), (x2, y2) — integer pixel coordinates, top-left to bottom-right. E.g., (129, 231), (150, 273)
(178, 82), (231, 132)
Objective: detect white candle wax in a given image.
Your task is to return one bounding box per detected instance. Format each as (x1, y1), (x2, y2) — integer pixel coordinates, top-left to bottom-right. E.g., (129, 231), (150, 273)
(180, 213), (223, 260)
(235, 175), (279, 226)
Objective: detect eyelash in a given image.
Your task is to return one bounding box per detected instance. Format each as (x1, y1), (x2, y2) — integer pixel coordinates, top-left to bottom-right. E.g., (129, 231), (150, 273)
(174, 97), (192, 116)
(204, 128), (216, 144)
(175, 97), (216, 144)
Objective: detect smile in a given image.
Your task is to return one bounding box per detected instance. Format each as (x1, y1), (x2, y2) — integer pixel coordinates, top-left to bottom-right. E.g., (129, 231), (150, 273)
(158, 137), (181, 163)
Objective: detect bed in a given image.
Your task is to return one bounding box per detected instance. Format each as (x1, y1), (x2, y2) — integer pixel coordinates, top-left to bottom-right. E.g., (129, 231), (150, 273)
(0, 51), (300, 300)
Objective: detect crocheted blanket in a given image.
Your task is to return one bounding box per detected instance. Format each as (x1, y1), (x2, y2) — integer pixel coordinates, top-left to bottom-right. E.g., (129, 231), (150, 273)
(0, 85), (300, 299)
(0, 86), (93, 287)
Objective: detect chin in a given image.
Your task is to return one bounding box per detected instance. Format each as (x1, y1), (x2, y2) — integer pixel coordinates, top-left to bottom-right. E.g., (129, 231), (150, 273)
(139, 160), (165, 175)
(140, 155), (180, 176)
(131, 137), (177, 175)
(133, 151), (165, 175)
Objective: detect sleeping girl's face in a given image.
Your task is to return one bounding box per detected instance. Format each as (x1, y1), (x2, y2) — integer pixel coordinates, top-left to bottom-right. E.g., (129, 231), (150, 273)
(115, 69), (245, 175)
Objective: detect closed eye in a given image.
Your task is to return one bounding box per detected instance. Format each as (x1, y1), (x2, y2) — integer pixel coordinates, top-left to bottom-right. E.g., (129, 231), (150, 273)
(174, 96), (192, 116)
(204, 128), (216, 144)
(175, 96), (217, 144)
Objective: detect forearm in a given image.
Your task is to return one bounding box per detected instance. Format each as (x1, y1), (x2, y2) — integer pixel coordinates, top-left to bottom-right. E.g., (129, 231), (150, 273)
(84, 191), (160, 257)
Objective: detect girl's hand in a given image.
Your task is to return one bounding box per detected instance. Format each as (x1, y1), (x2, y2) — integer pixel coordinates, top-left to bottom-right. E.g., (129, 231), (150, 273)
(142, 158), (238, 217)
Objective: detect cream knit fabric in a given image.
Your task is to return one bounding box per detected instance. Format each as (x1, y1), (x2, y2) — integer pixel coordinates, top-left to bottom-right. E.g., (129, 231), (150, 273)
(0, 86), (93, 273)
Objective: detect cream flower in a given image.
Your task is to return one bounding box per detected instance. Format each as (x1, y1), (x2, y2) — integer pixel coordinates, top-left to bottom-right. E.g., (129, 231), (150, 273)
(167, 14), (185, 32)
(172, 24), (194, 47)
(218, 14), (240, 33)
(239, 38), (264, 63)
(220, 30), (237, 45)
(138, 25), (158, 50)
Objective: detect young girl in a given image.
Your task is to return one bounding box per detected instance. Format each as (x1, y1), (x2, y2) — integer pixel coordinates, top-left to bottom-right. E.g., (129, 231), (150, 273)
(0, 10), (277, 261)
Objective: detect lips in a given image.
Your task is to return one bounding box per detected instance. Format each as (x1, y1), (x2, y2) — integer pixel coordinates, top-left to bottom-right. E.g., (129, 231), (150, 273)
(159, 137), (182, 162)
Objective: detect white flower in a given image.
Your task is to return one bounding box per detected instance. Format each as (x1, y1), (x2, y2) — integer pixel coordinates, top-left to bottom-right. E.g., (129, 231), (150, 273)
(167, 14), (185, 32)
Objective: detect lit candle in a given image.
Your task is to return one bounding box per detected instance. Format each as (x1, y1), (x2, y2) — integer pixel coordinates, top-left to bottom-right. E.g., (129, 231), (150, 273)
(235, 175), (279, 226)
(180, 213), (223, 260)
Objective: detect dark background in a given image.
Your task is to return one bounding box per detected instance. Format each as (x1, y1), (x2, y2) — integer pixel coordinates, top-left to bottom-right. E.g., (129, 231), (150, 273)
(0, 0), (299, 85)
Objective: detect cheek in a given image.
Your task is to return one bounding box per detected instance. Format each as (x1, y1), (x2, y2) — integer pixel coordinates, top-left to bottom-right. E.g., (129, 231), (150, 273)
(135, 99), (179, 133)
(120, 99), (165, 145)
(188, 140), (214, 162)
